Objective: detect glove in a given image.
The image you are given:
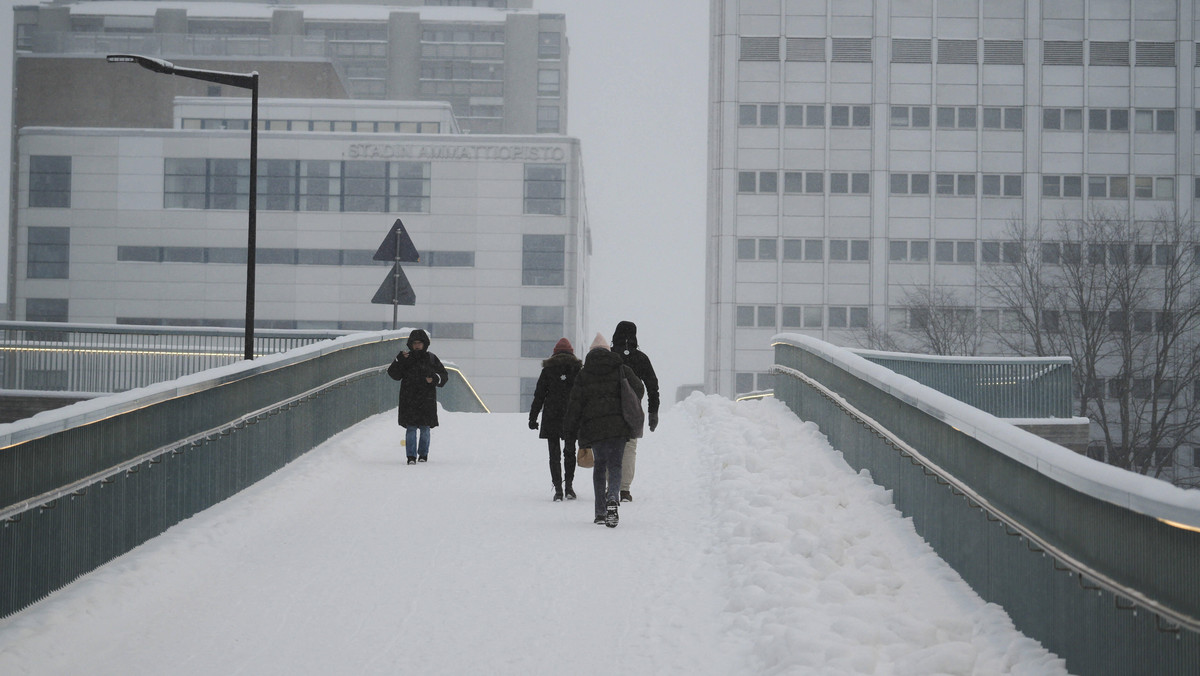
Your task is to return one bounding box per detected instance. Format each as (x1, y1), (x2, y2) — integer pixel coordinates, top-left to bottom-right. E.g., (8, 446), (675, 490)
(649, 411), (659, 432)
(528, 419), (538, 430)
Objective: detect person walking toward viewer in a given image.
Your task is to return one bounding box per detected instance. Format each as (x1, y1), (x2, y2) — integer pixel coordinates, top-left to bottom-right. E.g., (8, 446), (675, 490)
(529, 337), (582, 501)
(387, 328), (449, 464)
(564, 333), (644, 528)
(611, 321), (659, 502)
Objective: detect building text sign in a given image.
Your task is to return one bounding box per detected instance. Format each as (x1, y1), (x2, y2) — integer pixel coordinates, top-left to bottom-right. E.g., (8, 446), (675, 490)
(347, 143), (567, 162)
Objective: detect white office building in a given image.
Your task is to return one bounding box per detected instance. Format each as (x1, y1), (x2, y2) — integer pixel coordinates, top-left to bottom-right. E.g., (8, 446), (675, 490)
(14, 98), (589, 412)
(707, 0), (1198, 398)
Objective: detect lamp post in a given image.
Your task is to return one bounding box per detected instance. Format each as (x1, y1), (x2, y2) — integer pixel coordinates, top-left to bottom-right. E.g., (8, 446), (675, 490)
(107, 54), (259, 360)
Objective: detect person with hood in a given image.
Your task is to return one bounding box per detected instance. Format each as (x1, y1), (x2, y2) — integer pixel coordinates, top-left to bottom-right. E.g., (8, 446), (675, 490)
(528, 337), (583, 502)
(563, 333), (644, 528)
(387, 328), (449, 464)
(610, 320), (660, 502)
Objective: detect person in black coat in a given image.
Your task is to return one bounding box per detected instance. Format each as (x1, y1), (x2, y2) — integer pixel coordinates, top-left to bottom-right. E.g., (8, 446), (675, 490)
(386, 328), (449, 464)
(529, 337), (583, 502)
(611, 320), (659, 502)
(563, 333), (644, 527)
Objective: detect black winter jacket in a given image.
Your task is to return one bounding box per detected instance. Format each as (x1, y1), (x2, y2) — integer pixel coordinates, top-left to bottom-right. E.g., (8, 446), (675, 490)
(563, 347), (645, 448)
(611, 321), (660, 417)
(529, 351), (582, 440)
(387, 329), (449, 428)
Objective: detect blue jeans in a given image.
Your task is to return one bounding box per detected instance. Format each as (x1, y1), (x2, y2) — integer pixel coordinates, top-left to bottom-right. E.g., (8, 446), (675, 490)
(405, 426), (430, 458)
(591, 438), (625, 516)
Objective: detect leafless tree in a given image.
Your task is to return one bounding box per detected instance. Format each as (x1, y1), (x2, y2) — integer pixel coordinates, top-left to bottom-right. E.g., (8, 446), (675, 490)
(981, 207), (1200, 483)
(896, 285), (981, 356)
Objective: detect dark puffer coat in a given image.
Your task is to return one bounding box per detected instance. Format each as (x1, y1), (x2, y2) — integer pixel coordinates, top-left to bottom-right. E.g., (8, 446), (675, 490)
(563, 347), (645, 448)
(387, 329), (448, 428)
(611, 321), (660, 417)
(529, 351), (582, 440)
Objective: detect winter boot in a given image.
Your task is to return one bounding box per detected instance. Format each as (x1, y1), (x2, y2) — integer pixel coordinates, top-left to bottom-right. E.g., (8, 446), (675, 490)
(553, 482), (564, 502)
(620, 490), (633, 503)
(564, 481), (577, 500)
(406, 457), (417, 465)
(605, 500), (619, 528)
(594, 514), (606, 525)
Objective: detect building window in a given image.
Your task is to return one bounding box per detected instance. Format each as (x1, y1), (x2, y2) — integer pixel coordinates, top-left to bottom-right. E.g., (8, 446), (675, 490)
(890, 173), (930, 195)
(735, 372), (755, 393)
(782, 306), (823, 329)
(738, 171), (778, 194)
(524, 163), (566, 215)
(890, 106), (931, 128)
(936, 106), (976, 129)
(738, 238), (776, 260)
(258, 159), (298, 211)
(828, 306), (869, 328)
(538, 31), (561, 59)
(537, 105), (560, 133)
(29, 156), (71, 208)
(757, 305), (776, 328)
(827, 239), (870, 261)
(389, 162), (431, 212)
(1042, 175), (1083, 198)
(982, 107), (1022, 130)
(1135, 109), (1175, 132)
(739, 104), (779, 126)
(521, 305), (563, 358)
(830, 105), (870, 128)
(935, 240), (976, 263)
(1088, 175), (1129, 199)
(538, 69), (561, 96)
(1134, 176), (1174, 199)
(735, 305), (755, 327)
(26, 297), (68, 323)
(27, 227), (70, 279)
(981, 240), (1022, 263)
(783, 171), (823, 194)
(1089, 108), (1130, 131)
(982, 174), (1023, 197)
(935, 173), (975, 196)
(784, 104), (825, 127)
(522, 235), (565, 286)
(299, 160), (341, 212)
(164, 158), (207, 209)
(830, 172), (869, 194)
(889, 240), (929, 262)
(342, 161), (388, 212)
(1043, 108), (1084, 131)
(207, 158), (251, 210)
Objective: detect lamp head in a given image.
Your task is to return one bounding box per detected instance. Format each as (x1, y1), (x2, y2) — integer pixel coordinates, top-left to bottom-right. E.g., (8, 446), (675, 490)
(106, 54), (175, 75)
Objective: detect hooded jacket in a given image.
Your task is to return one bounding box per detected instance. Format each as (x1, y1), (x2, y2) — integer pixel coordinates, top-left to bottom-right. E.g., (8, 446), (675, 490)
(611, 321), (660, 417)
(563, 346), (645, 448)
(387, 328), (449, 428)
(529, 350), (582, 440)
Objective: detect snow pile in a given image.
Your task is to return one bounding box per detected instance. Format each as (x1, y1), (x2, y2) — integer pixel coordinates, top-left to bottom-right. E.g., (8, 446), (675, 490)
(684, 394), (1068, 675)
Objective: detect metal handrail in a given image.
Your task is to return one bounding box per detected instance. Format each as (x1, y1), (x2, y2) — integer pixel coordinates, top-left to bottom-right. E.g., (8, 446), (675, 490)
(773, 362), (1200, 633)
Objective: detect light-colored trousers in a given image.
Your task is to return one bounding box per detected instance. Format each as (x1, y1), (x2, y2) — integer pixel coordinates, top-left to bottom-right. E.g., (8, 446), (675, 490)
(620, 438), (639, 491)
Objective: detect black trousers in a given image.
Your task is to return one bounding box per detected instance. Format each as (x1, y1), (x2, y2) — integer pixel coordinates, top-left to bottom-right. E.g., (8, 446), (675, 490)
(548, 437), (577, 487)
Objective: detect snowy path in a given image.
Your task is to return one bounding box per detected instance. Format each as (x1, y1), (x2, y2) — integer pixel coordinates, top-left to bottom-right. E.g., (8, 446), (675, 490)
(0, 395), (1067, 675)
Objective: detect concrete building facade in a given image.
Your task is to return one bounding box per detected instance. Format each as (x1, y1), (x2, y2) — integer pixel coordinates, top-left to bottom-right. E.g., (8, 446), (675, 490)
(707, 0), (1198, 398)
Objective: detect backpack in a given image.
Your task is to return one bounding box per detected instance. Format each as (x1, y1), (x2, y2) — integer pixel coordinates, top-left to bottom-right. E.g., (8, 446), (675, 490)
(619, 370), (645, 439)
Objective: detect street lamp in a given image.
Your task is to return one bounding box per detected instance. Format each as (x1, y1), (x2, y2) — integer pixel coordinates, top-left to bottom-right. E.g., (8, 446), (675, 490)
(107, 54), (260, 361)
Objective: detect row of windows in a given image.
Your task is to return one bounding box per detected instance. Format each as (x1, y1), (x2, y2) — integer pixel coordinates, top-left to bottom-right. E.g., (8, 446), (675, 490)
(165, 159), (431, 213)
(737, 238), (869, 262)
(736, 304), (870, 329)
(741, 104), (1179, 133)
(1043, 175), (1175, 199)
(890, 173), (1022, 197)
(738, 171), (1177, 200)
(27, 156), (567, 217)
(739, 37), (1179, 67)
(181, 119), (442, 134)
(28, 227), (567, 287)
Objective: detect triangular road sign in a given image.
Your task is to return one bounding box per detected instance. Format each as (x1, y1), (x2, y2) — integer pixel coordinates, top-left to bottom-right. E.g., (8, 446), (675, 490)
(371, 262), (416, 305)
(373, 218), (421, 263)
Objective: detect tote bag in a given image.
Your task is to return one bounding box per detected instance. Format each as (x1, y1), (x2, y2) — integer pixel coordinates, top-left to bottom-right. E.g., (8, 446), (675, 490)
(619, 374), (645, 439)
(576, 446), (594, 468)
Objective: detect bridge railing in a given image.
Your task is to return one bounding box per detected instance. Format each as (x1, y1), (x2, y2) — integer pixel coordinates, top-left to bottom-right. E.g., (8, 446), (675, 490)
(771, 334), (1200, 676)
(0, 330), (485, 618)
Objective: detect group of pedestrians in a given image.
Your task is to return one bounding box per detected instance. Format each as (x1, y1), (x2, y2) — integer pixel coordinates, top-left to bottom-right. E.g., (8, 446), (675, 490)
(385, 321), (659, 529)
(532, 321), (659, 528)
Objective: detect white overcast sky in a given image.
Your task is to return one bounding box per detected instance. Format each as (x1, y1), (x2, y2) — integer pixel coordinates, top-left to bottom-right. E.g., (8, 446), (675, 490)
(0, 0), (711, 397)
